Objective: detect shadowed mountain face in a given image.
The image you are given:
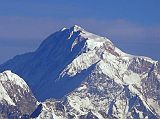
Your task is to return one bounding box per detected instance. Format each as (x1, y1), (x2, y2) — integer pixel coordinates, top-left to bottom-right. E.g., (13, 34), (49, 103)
(0, 26), (88, 101)
(0, 25), (160, 119)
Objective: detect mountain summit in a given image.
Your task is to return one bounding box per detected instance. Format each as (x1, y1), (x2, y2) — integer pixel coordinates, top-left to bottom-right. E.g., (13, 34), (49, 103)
(0, 25), (119, 100)
(0, 25), (160, 118)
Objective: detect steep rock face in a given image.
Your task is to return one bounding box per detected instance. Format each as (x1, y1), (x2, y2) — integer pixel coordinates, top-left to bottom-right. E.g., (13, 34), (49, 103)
(0, 71), (37, 119)
(0, 25), (160, 118)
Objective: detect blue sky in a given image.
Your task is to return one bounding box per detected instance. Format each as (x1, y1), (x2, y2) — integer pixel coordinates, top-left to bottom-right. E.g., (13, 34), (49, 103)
(0, 0), (160, 63)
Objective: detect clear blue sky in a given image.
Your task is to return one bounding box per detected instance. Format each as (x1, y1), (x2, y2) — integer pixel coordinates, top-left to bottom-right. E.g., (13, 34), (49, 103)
(0, 0), (160, 63)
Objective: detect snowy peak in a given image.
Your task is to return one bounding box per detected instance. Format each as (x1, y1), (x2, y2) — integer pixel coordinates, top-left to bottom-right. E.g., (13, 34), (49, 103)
(0, 25), (160, 118)
(66, 25), (125, 57)
(0, 71), (23, 106)
(63, 25), (157, 62)
(37, 25), (120, 58)
(0, 25), (158, 101)
(61, 25), (83, 32)
(0, 70), (37, 118)
(0, 70), (29, 91)
(69, 25), (84, 32)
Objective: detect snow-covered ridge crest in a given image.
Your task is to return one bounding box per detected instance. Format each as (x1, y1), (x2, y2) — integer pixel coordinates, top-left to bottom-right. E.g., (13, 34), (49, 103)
(0, 70), (29, 91)
(0, 70), (30, 106)
(60, 25), (157, 79)
(70, 25), (84, 32)
(63, 25), (157, 63)
(0, 70), (37, 118)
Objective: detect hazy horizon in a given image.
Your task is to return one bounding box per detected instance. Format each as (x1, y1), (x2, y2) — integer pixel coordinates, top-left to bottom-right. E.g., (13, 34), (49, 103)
(0, 0), (160, 63)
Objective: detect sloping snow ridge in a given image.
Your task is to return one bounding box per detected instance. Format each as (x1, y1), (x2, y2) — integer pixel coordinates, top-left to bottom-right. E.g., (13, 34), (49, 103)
(0, 25), (160, 119)
(0, 70), (29, 91)
(0, 70), (37, 119)
(0, 70), (29, 105)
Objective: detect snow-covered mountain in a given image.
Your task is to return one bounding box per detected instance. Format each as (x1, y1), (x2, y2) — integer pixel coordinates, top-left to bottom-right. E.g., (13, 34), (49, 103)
(0, 70), (37, 119)
(0, 25), (160, 118)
